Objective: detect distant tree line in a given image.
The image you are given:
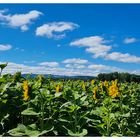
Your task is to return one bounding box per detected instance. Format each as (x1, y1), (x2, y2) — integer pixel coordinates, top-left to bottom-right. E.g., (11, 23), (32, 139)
(97, 72), (140, 83)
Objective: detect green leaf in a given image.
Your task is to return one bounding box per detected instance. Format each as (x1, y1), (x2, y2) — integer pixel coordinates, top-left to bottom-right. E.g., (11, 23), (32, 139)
(80, 96), (87, 102)
(25, 129), (40, 137)
(0, 63), (7, 70)
(85, 117), (101, 124)
(136, 122), (140, 125)
(32, 81), (42, 89)
(2, 83), (11, 92)
(8, 123), (54, 137)
(82, 101), (89, 106)
(2, 99), (7, 104)
(21, 108), (40, 116)
(16, 124), (26, 132)
(8, 124), (26, 136)
(67, 105), (81, 112)
(111, 133), (123, 137)
(68, 129), (87, 136)
(73, 92), (81, 100)
(28, 124), (37, 130)
(58, 118), (71, 123)
(37, 126), (54, 136)
(122, 112), (130, 118)
(26, 124), (54, 136)
(55, 92), (62, 98)
(59, 101), (71, 109)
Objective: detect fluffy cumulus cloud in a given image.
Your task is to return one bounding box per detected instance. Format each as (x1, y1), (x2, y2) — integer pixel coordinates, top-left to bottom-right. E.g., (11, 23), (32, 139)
(123, 37), (137, 44)
(70, 36), (140, 64)
(39, 61), (59, 67)
(105, 52), (140, 63)
(70, 36), (112, 58)
(36, 22), (79, 39)
(1, 62), (94, 76)
(0, 44), (12, 51)
(1, 61), (139, 76)
(0, 9), (42, 31)
(62, 58), (88, 64)
(2, 62), (28, 74)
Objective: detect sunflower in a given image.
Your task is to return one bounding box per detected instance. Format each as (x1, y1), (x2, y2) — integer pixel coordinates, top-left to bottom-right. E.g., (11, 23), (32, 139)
(56, 84), (61, 92)
(108, 80), (119, 98)
(23, 80), (29, 101)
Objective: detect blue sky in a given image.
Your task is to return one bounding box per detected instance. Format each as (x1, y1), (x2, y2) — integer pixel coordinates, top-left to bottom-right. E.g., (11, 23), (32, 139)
(0, 4), (140, 76)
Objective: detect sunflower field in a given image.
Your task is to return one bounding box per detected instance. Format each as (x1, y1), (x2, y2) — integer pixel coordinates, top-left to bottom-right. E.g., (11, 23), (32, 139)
(0, 71), (140, 137)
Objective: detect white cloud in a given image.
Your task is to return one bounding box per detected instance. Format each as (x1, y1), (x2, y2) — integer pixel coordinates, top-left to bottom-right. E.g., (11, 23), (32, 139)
(20, 25), (28, 31)
(1, 63), (99, 76)
(0, 44), (12, 51)
(0, 10), (42, 31)
(105, 52), (140, 63)
(70, 36), (140, 64)
(36, 22), (79, 39)
(70, 36), (112, 57)
(62, 58), (88, 64)
(1, 61), (139, 76)
(88, 64), (110, 70)
(2, 62), (93, 76)
(39, 61), (59, 67)
(88, 64), (121, 71)
(123, 37), (137, 44)
(65, 64), (85, 69)
(85, 46), (110, 58)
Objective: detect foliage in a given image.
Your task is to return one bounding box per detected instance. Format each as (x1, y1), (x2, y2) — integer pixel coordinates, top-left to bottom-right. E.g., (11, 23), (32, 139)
(97, 72), (140, 83)
(0, 71), (140, 136)
(0, 63), (8, 76)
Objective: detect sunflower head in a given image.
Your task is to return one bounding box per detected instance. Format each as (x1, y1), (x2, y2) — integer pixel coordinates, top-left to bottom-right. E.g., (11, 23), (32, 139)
(93, 86), (98, 100)
(108, 80), (119, 98)
(23, 80), (29, 101)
